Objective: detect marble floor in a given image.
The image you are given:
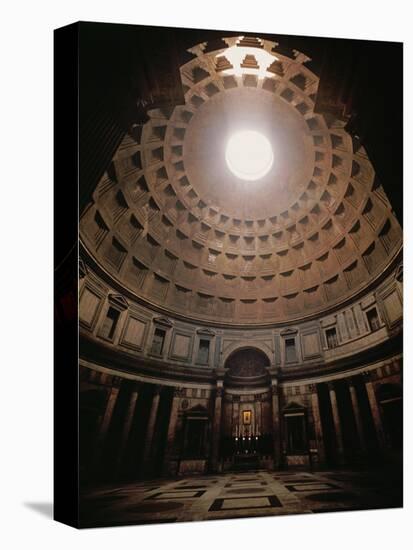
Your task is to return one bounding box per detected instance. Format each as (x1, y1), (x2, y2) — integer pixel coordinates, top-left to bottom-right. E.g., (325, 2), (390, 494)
(80, 468), (403, 528)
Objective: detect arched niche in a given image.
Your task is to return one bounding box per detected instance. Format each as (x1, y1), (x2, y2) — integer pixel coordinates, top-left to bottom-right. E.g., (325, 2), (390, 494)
(224, 346), (271, 389)
(221, 341), (274, 369)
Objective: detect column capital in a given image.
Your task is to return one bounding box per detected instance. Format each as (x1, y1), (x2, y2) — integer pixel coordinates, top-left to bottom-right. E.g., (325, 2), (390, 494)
(344, 377), (356, 389)
(214, 367), (226, 381)
(216, 387), (224, 398)
(362, 371), (372, 382)
(111, 376), (123, 388)
(308, 383), (317, 393)
(269, 370), (278, 382)
(173, 386), (183, 398)
(271, 384), (278, 396)
(327, 380), (336, 392)
(152, 384), (163, 396)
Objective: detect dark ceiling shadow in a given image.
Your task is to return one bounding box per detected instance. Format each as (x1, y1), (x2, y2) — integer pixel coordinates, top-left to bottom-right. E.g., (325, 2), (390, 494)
(24, 502), (53, 519)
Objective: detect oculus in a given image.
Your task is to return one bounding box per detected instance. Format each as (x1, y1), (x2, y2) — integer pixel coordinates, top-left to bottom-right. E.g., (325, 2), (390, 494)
(225, 130), (274, 181)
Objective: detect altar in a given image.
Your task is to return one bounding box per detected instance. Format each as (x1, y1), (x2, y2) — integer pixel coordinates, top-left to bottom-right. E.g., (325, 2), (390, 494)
(233, 452), (260, 471)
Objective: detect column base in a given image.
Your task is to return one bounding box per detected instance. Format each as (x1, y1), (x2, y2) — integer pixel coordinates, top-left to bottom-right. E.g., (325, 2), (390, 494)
(209, 459), (222, 474)
(335, 456), (346, 467)
(162, 459), (179, 478)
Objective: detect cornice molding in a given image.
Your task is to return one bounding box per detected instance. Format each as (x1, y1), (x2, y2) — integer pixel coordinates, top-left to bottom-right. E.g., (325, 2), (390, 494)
(79, 329), (402, 386)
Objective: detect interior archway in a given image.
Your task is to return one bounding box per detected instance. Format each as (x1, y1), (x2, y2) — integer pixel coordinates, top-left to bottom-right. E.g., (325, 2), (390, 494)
(221, 347), (273, 469)
(225, 347), (270, 382)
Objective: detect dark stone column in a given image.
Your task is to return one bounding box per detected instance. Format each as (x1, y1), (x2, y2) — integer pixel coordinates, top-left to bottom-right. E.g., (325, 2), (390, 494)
(309, 384), (326, 465)
(142, 385), (162, 472)
(232, 395), (240, 437)
(211, 385), (223, 472)
(254, 394), (263, 435)
(327, 381), (345, 465)
(363, 371), (386, 449)
(271, 381), (281, 468)
(346, 378), (367, 453)
(116, 383), (140, 475)
(93, 377), (121, 467)
(163, 387), (181, 476)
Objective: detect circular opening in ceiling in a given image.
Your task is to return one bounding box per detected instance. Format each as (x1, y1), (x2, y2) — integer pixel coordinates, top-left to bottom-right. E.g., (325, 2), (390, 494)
(225, 130), (274, 181)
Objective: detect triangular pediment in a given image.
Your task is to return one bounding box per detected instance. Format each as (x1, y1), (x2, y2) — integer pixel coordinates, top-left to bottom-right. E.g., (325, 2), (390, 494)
(196, 328), (215, 337)
(280, 328), (298, 336)
(108, 293), (128, 310)
(153, 316), (173, 328)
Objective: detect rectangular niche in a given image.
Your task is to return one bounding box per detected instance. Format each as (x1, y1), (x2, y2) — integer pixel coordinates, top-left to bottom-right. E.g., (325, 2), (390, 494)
(150, 327), (166, 355)
(285, 338), (298, 363)
(99, 306), (121, 341)
(197, 338), (211, 365)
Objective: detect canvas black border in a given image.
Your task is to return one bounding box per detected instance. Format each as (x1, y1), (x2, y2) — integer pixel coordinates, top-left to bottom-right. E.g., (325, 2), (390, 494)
(54, 21), (80, 528)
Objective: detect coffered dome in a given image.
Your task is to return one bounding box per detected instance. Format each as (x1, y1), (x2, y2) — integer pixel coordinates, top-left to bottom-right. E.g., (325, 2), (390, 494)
(80, 36), (402, 325)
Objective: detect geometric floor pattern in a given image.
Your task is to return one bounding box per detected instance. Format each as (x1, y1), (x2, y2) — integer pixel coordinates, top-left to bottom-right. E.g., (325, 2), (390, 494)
(80, 468), (403, 528)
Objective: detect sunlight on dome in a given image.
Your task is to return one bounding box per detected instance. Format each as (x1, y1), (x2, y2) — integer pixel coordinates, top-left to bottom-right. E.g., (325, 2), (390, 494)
(225, 130), (274, 181)
(216, 42), (279, 79)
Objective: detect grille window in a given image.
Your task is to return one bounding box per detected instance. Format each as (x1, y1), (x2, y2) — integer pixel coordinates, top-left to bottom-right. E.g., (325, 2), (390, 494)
(197, 339), (210, 364)
(285, 338), (297, 362)
(366, 307), (380, 331)
(151, 328), (166, 355)
(100, 307), (120, 340)
(326, 327), (338, 349)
